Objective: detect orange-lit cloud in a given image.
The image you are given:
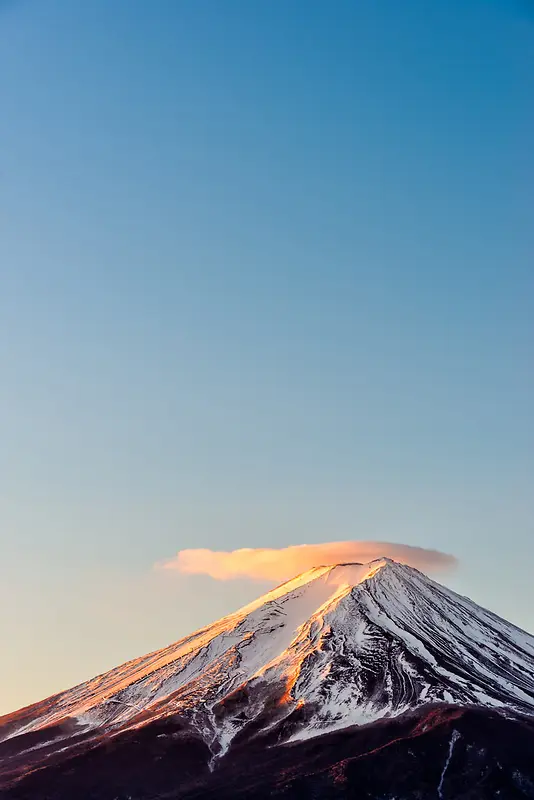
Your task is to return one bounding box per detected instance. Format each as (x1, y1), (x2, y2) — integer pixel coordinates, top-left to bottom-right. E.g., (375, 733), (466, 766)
(159, 542), (457, 582)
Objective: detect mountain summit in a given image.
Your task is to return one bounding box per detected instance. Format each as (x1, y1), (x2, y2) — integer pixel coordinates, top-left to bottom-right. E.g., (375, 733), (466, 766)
(2, 558), (534, 799)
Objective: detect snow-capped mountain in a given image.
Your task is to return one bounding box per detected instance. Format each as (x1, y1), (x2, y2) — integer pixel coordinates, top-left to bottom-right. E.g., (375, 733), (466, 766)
(2, 558), (534, 799)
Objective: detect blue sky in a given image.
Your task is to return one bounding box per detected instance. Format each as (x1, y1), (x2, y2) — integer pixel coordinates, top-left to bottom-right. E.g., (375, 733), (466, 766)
(1, 0), (533, 713)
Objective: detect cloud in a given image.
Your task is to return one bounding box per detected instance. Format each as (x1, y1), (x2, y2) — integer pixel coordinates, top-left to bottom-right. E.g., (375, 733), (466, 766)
(159, 541), (457, 583)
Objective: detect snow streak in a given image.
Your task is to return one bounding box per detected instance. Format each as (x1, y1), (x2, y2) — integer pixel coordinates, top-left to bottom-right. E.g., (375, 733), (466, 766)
(437, 730), (461, 799)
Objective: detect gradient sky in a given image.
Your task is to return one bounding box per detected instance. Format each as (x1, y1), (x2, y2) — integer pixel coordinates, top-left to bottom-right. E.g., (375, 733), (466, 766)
(1, 0), (533, 714)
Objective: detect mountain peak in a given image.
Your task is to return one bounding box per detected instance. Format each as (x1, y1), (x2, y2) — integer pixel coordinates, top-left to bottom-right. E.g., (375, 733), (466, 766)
(3, 559), (534, 798)
(248, 556), (398, 608)
(226, 558), (400, 628)
(2, 558), (534, 779)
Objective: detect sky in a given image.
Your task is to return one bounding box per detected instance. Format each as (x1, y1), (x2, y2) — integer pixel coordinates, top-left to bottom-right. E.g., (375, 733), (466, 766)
(0, 0), (532, 715)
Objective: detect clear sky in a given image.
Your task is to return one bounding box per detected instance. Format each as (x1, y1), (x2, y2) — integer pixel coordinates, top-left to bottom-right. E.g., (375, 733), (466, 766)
(1, 0), (533, 714)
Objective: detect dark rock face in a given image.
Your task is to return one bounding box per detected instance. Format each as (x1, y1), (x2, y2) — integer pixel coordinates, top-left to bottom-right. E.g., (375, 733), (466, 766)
(2, 706), (534, 799)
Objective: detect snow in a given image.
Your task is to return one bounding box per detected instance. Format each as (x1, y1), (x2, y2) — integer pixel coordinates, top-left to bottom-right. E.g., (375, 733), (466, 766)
(2, 558), (534, 760)
(437, 730), (461, 799)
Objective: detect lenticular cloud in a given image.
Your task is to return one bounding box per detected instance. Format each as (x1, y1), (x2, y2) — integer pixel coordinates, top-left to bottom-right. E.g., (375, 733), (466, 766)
(160, 541), (457, 582)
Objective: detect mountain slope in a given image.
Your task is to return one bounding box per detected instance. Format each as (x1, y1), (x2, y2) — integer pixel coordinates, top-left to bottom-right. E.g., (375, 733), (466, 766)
(5, 705), (534, 800)
(2, 558), (534, 798)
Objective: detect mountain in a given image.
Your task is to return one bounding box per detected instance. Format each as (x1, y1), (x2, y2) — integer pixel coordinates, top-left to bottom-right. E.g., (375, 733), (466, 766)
(2, 558), (534, 799)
